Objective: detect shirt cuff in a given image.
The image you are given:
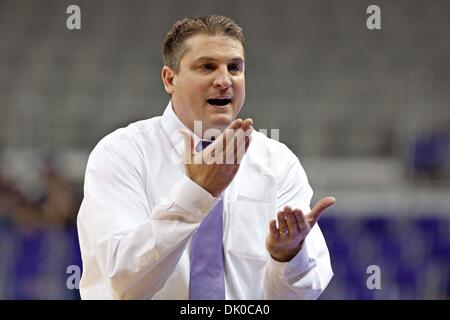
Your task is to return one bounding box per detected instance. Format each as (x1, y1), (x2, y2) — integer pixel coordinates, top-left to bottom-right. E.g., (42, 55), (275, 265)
(267, 242), (315, 281)
(170, 175), (220, 221)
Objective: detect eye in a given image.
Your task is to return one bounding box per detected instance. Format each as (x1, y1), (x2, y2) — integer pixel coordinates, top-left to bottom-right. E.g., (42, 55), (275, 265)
(228, 63), (242, 73)
(201, 63), (215, 71)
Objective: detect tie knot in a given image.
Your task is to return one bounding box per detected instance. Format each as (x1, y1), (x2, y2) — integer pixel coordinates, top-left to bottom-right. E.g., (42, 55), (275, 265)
(197, 140), (213, 151)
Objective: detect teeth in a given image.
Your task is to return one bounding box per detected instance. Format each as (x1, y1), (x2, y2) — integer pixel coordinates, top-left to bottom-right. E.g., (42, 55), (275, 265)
(207, 99), (231, 106)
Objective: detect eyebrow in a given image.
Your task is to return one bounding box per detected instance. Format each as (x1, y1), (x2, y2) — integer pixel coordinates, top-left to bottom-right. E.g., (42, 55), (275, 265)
(194, 56), (245, 64)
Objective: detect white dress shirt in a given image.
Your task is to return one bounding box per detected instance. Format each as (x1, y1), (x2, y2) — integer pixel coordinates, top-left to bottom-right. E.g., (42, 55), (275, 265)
(77, 101), (333, 299)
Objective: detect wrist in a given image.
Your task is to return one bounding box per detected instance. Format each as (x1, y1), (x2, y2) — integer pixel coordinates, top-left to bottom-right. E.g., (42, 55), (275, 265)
(269, 240), (304, 262)
(188, 173), (221, 198)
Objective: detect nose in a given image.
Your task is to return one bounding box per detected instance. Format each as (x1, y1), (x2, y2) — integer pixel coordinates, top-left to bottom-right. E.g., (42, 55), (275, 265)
(213, 66), (232, 89)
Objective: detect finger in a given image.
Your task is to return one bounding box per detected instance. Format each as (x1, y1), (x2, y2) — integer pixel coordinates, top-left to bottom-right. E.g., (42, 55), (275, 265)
(234, 130), (239, 163)
(241, 118), (253, 131)
(236, 127), (253, 163)
(179, 129), (195, 164)
(235, 138), (246, 164)
(213, 119), (242, 163)
(222, 119), (250, 164)
(239, 119), (253, 149)
(225, 128), (244, 164)
(234, 128), (247, 164)
(244, 134), (252, 152)
(224, 119), (242, 149)
(306, 196), (336, 225)
(277, 210), (288, 238)
(223, 131), (235, 164)
(214, 126), (232, 164)
(246, 125), (254, 137)
(225, 118), (245, 146)
(293, 208), (306, 232)
(284, 207), (298, 238)
(229, 118), (243, 131)
(204, 135), (223, 164)
(269, 220), (279, 241)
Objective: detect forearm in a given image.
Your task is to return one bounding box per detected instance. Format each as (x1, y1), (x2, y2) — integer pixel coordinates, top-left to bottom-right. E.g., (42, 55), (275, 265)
(93, 214), (197, 299)
(84, 175), (218, 299)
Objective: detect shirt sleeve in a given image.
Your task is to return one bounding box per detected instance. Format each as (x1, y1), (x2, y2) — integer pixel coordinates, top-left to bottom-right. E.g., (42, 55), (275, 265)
(79, 141), (218, 299)
(263, 144), (334, 299)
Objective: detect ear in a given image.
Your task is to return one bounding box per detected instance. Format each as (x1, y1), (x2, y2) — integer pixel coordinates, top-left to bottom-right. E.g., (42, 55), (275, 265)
(161, 66), (176, 94)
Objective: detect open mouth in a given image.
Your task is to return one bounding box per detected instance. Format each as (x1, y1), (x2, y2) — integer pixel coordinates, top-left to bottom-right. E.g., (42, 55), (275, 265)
(207, 98), (232, 106)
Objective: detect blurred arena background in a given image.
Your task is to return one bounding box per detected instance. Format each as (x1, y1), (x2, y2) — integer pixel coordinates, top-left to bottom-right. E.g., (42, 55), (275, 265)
(0, 0), (449, 299)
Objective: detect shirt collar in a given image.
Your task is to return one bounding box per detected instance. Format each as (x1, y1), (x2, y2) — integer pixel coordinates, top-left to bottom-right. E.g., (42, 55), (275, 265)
(161, 100), (203, 157)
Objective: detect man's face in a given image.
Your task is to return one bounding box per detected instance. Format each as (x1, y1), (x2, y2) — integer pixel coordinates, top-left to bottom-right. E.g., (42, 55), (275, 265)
(162, 34), (245, 134)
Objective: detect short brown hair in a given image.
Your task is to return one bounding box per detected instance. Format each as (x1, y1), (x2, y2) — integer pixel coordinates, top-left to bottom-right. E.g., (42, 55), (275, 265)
(163, 15), (245, 73)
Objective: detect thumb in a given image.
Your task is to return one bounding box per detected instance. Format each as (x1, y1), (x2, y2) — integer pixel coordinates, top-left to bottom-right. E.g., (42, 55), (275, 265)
(179, 129), (195, 163)
(307, 196), (336, 225)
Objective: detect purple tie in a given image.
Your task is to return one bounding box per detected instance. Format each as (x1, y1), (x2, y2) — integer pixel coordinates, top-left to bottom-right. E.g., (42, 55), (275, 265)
(189, 140), (225, 300)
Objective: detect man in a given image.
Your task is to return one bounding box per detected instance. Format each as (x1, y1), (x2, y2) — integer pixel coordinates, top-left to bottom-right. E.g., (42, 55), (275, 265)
(77, 15), (335, 299)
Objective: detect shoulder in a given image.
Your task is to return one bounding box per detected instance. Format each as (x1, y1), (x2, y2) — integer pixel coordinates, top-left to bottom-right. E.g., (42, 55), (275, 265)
(97, 117), (161, 150)
(87, 116), (162, 167)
